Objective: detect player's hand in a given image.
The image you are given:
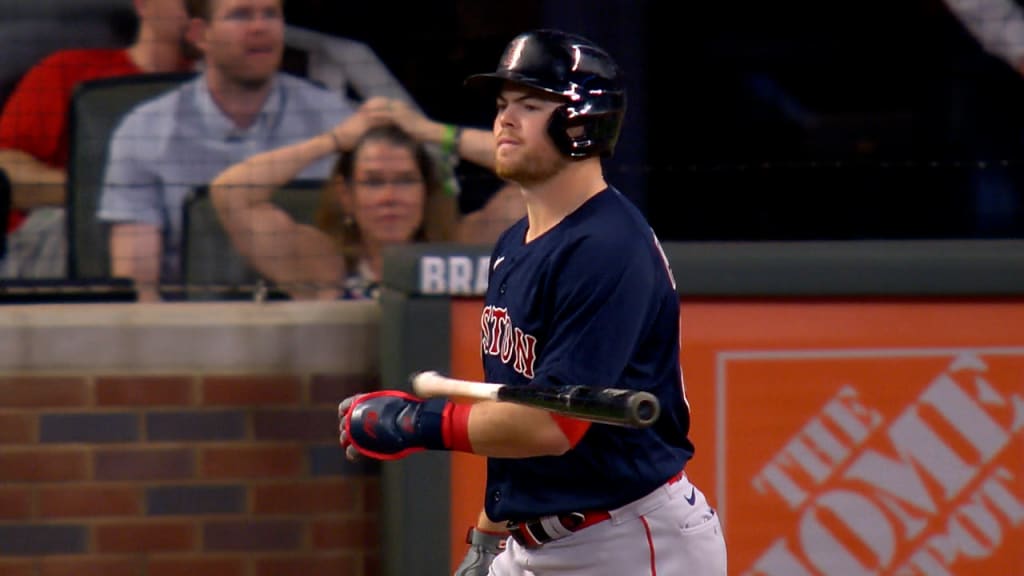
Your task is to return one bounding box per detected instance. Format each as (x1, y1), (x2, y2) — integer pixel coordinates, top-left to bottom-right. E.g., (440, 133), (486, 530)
(337, 393), (368, 461)
(338, 390), (449, 461)
(454, 528), (506, 576)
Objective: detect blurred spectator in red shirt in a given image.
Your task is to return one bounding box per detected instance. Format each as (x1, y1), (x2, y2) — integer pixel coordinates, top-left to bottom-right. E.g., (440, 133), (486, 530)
(0, 0), (196, 278)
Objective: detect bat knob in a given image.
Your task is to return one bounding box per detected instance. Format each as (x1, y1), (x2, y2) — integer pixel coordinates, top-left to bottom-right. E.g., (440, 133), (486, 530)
(630, 392), (661, 428)
(407, 370), (432, 382)
(408, 370), (440, 395)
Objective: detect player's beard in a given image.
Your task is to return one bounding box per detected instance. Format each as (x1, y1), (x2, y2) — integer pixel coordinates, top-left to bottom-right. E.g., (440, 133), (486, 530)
(495, 145), (566, 185)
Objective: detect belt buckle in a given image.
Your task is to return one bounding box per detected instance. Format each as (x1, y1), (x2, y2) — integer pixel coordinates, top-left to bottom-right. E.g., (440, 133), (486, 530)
(508, 519), (546, 549)
(508, 511), (600, 549)
(563, 512), (586, 529)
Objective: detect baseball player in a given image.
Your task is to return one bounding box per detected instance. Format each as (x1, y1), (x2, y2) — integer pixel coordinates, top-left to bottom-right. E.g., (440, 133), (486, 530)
(339, 29), (727, 575)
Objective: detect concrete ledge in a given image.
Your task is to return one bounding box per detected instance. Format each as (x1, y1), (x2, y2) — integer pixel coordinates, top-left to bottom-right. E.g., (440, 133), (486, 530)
(0, 300), (380, 373)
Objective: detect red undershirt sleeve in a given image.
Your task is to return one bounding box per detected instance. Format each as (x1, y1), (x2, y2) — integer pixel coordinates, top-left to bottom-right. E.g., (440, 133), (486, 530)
(549, 413), (591, 447)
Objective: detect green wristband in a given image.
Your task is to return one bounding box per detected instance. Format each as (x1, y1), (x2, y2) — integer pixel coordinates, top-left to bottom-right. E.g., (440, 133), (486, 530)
(441, 124), (462, 156)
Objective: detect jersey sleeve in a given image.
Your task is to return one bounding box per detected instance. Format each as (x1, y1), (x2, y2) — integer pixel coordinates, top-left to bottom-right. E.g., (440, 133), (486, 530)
(531, 229), (666, 392)
(0, 54), (71, 165)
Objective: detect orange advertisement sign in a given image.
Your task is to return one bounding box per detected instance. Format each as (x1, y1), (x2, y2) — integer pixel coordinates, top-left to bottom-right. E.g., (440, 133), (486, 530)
(450, 300), (1024, 575)
(721, 349), (1024, 575)
(680, 301), (1024, 576)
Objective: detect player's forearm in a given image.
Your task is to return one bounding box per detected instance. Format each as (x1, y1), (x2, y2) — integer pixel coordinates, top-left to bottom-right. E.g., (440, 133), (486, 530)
(0, 149), (66, 208)
(466, 401), (571, 458)
(341, 392), (574, 461)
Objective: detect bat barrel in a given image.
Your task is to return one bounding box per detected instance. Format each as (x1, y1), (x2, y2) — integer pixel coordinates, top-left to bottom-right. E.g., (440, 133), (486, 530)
(496, 385), (662, 429)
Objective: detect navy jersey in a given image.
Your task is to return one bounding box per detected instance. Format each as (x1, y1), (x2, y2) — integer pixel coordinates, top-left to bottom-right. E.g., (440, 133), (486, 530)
(481, 187), (694, 522)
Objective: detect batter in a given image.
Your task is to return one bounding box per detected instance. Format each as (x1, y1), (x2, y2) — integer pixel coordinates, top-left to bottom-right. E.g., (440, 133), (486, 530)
(339, 28), (728, 576)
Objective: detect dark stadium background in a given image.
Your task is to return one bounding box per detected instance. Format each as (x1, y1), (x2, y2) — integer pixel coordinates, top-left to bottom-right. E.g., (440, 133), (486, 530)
(287, 0), (1024, 241)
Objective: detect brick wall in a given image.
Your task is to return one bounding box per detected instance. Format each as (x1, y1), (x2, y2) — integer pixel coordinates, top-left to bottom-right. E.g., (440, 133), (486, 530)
(0, 302), (383, 576)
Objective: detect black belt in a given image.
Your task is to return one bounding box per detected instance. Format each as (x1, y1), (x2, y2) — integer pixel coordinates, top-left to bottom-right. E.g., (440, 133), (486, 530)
(508, 469), (686, 549)
(507, 509), (611, 549)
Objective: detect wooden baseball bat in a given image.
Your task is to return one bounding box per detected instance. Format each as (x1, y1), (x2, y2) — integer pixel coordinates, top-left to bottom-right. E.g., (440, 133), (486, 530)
(410, 371), (661, 429)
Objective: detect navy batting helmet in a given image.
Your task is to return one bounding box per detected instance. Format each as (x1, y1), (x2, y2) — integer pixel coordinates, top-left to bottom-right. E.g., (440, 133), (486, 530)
(465, 29), (626, 159)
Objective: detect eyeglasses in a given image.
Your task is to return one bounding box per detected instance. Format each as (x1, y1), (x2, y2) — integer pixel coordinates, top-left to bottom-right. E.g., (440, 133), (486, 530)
(354, 177), (424, 190)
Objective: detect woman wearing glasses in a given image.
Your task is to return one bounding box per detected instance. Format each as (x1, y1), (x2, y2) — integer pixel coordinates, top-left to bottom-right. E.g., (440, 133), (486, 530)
(209, 99), (458, 300)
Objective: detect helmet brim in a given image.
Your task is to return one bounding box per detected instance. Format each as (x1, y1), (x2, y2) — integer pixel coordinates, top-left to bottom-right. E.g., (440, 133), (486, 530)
(464, 72), (567, 99)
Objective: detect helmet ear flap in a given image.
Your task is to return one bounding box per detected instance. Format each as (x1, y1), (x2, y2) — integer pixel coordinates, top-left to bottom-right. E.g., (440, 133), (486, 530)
(547, 102), (622, 159)
(546, 104), (586, 159)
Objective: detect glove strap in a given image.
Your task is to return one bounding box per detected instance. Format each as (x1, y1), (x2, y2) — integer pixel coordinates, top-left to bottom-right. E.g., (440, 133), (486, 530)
(417, 398), (474, 453)
(417, 397), (449, 450)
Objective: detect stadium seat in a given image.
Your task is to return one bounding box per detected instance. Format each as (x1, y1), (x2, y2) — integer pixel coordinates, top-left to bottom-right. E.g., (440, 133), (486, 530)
(65, 72), (196, 280)
(181, 180), (325, 301)
(0, 0), (136, 112)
